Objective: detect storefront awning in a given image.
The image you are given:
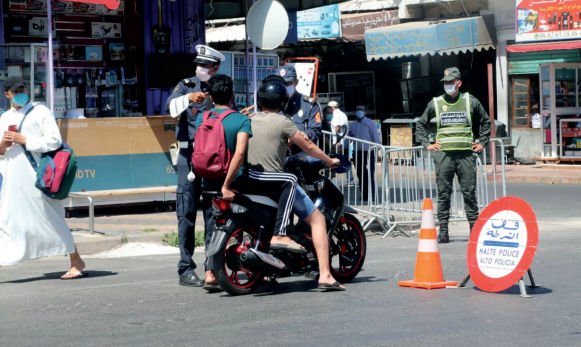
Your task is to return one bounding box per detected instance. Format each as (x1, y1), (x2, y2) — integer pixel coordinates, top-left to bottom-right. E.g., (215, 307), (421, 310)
(206, 24), (246, 43)
(364, 16), (496, 61)
(507, 40), (581, 53)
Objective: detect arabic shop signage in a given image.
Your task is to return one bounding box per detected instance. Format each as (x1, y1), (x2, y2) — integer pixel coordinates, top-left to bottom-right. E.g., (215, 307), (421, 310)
(517, 0), (581, 42)
(341, 10), (399, 41)
(467, 197), (539, 293)
(365, 17), (485, 57)
(297, 4), (341, 40)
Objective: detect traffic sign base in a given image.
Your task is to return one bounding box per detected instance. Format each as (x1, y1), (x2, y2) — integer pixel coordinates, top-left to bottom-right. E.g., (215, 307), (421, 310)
(398, 279), (459, 289)
(448, 268), (540, 298)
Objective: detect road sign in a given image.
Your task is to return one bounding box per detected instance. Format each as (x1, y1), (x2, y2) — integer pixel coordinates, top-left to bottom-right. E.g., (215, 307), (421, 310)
(467, 196), (539, 293)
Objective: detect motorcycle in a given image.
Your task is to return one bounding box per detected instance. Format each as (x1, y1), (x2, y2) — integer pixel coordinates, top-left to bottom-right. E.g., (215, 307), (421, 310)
(205, 126), (366, 296)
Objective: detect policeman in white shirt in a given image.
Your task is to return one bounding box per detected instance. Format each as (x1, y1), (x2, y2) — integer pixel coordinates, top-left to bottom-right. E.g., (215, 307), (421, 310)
(164, 45), (227, 288)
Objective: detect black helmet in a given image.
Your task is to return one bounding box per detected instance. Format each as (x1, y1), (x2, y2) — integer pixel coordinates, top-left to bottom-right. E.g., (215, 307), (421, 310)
(258, 75), (289, 112)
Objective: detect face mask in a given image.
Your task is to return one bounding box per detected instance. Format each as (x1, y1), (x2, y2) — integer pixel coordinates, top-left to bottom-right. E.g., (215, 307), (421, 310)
(325, 114), (333, 121)
(286, 85), (295, 96)
(12, 93), (29, 107)
(196, 66), (212, 82)
(356, 110), (365, 119)
(444, 83), (458, 96)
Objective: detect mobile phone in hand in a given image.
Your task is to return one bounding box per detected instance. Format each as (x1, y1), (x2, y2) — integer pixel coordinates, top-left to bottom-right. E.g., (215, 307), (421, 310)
(8, 125), (17, 132)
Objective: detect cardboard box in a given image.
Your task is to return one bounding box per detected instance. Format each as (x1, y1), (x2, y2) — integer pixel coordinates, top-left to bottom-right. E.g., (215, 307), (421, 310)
(52, 1), (73, 14)
(91, 22), (122, 38)
(72, 2), (91, 14)
(90, 1), (125, 15)
(29, 17), (48, 36)
(109, 43), (125, 61)
(85, 46), (103, 61)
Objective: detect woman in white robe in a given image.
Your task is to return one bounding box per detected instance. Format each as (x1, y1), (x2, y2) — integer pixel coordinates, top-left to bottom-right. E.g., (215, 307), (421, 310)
(0, 78), (86, 279)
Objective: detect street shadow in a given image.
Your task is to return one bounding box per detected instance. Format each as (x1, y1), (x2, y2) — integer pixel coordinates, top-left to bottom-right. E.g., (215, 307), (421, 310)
(1, 270), (118, 284)
(474, 285), (553, 296)
(349, 276), (387, 284)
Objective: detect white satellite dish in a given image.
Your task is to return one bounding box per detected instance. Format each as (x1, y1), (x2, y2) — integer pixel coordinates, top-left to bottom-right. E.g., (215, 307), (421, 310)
(246, 0), (289, 50)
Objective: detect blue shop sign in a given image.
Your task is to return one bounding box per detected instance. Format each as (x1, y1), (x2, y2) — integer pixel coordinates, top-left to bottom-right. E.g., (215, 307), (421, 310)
(297, 4), (341, 40)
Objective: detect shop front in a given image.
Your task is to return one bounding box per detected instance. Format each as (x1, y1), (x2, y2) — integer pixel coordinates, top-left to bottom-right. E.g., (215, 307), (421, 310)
(506, 0), (581, 162)
(364, 16), (497, 148)
(0, 0), (206, 207)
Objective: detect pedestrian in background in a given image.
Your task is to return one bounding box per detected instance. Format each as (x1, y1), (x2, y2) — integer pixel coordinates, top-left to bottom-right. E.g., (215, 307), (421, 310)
(416, 67), (491, 243)
(0, 76), (86, 279)
(348, 105), (380, 202)
(328, 101), (352, 184)
(319, 106), (333, 152)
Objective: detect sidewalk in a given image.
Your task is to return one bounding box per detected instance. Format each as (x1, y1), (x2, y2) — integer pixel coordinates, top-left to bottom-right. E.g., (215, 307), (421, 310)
(489, 163), (581, 184)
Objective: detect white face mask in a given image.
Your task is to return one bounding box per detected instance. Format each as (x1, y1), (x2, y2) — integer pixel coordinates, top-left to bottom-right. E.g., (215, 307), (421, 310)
(286, 85), (295, 96)
(444, 83), (458, 96)
(196, 66), (211, 82)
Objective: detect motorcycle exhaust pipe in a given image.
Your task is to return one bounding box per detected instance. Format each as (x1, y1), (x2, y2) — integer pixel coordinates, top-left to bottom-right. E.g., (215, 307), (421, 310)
(240, 249), (287, 274)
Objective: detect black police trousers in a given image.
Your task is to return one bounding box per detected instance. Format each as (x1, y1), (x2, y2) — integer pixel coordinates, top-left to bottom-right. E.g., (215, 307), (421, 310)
(175, 148), (215, 277)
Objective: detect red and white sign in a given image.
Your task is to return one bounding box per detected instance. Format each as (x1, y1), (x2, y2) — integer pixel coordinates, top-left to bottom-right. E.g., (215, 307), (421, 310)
(467, 197), (539, 292)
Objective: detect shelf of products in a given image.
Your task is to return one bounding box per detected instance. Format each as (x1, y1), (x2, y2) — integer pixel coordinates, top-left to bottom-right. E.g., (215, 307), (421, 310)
(539, 63), (581, 159)
(0, 43), (51, 112)
(2, 0), (139, 118)
(560, 118), (581, 158)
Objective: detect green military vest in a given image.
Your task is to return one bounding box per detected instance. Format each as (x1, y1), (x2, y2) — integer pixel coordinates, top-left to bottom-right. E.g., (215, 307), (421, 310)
(434, 93), (474, 151)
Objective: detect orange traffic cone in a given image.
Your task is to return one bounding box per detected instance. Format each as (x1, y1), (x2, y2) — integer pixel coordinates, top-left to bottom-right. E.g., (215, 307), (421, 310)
(398, 198), (458, 289)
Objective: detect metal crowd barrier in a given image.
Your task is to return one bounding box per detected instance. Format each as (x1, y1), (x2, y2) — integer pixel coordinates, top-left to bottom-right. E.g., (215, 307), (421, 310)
(318, 131), (507, 238)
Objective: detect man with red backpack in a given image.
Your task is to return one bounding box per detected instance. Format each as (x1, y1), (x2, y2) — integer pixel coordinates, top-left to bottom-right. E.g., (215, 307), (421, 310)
(193, 74), (252, 292)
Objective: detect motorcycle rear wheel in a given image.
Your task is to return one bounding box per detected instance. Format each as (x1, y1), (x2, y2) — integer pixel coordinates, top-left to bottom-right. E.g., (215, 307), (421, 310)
(329, 213), (366, 283)
(216, 224), (263, 296)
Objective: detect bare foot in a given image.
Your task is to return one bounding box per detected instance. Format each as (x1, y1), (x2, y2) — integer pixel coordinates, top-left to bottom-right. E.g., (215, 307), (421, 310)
(205, 270), (218, 285)
(61, 259), (86, 279)
(270, 235), (294, 245)
(318, 273), (345, 290)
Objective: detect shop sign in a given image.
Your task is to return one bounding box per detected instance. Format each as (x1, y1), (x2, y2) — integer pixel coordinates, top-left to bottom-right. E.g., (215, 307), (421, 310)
(467, 196), (539, 293)
(91, 22), (122, 38)
(297, 4), (341, 40)
(516, 0), (581, 42)
(341, 10), (399, 41)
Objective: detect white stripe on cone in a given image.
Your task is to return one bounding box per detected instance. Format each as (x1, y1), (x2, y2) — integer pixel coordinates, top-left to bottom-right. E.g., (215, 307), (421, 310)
(421, 209), (436, 229)
(417, 239), (439, 253)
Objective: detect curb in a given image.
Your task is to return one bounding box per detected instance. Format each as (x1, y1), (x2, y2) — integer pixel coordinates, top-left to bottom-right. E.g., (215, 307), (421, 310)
(488, 175), (581, 184)
(74, 231), (168, 255)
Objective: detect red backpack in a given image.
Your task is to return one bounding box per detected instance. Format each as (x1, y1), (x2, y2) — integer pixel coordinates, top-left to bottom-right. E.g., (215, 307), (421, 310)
(192, 109), (237, 178)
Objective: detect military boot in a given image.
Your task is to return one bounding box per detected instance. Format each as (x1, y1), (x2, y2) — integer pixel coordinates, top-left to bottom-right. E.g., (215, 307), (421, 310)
(469, 222), (476, 235)
(438, 223), (449, 244)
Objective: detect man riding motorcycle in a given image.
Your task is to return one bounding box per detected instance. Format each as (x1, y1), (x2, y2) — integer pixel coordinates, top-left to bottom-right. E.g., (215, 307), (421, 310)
(245, 75), (345, 291)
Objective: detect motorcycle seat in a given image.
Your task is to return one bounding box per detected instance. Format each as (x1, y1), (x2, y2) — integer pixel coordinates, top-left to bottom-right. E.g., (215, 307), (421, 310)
(241, 194), (278, 209)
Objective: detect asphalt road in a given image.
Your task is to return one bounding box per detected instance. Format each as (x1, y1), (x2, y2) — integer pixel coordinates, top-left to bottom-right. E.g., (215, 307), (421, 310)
(1, 183), (580, 347)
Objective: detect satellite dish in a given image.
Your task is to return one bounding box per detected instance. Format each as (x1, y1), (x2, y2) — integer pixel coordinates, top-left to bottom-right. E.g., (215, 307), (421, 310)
(246, 0), (289, 50)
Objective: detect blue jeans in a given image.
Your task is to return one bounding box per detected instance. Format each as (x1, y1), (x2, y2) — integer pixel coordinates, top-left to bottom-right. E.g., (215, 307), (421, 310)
(293, 186), (316, 219)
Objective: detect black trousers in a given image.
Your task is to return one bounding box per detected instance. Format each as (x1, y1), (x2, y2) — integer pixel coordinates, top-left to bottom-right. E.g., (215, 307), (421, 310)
(175, 148), (215, 277)
(355, 151), (376, 202)
(246, 170), (298, 236)
(433, 151), (479, 224)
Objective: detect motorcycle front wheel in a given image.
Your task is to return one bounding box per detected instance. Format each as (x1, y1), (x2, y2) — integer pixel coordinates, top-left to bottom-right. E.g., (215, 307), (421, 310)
(329, 213), (366, 283)
(215, 224), (264, 296)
